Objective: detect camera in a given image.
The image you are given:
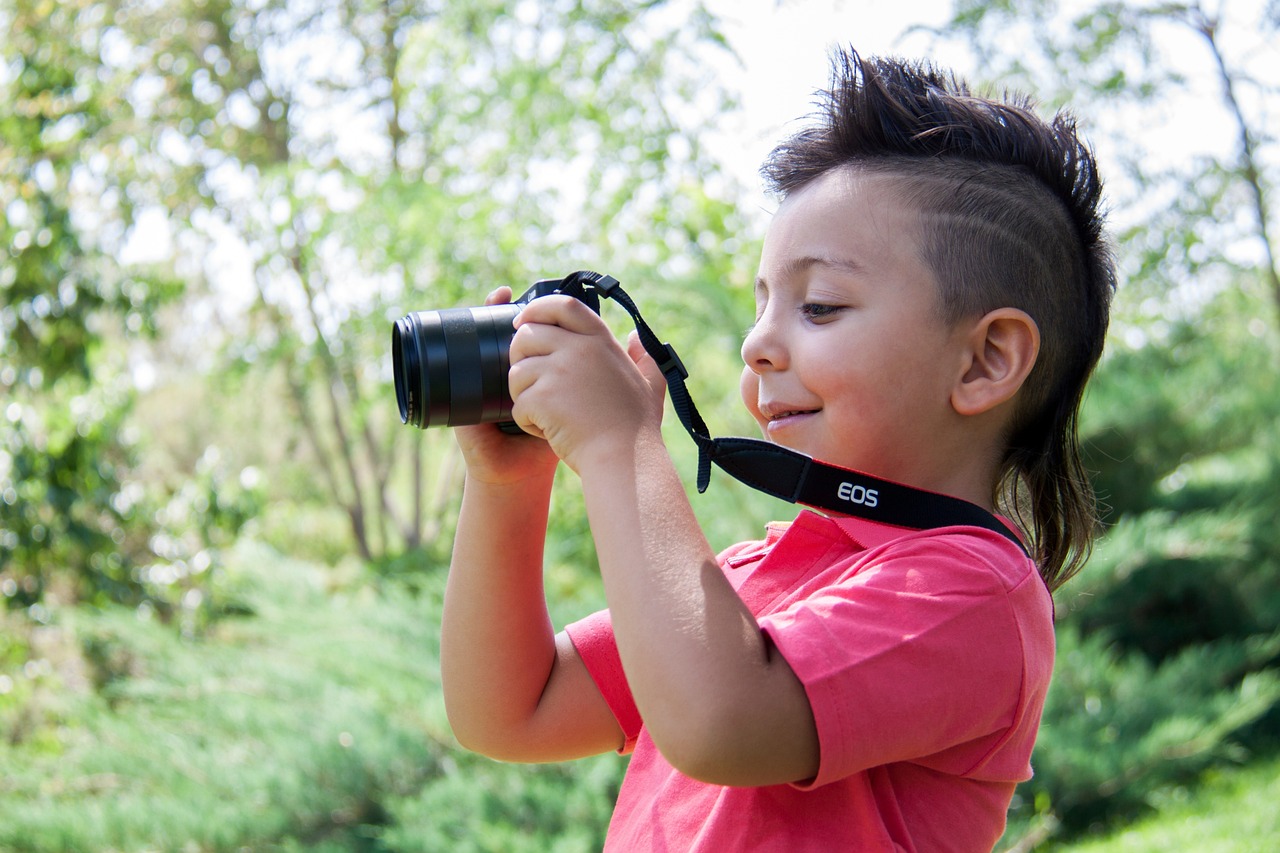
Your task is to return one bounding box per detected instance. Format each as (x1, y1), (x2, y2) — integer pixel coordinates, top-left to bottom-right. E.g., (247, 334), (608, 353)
(392, 274), (602, 433)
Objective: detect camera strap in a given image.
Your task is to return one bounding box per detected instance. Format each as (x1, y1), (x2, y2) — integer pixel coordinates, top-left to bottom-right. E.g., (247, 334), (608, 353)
(567, 271), (1028, 554)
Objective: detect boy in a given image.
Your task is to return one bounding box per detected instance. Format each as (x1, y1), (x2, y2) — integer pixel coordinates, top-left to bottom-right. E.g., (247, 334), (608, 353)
(440, 49), (1115, 850)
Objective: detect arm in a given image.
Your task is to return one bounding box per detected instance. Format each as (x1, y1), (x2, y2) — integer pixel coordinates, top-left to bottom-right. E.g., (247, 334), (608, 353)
(508, 297), (819, 786)
(439, 289), (623, 763)
(583, 429), (819, 786)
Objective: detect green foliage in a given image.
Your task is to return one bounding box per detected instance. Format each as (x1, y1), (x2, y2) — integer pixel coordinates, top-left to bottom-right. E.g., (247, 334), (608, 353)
(0, 538), (625, 852)
(996, 283), (1280, 841)
(1055, 752), (1280, 852)
(1008, 626), (1280, 834)
(3, 0), (746, 613)
(3, 542), (414, 849)
(929, 0), (1280, 321)
(384, 754), (624, 853)
(1082, 288), (1280, 521)
(0, 0), (235, 614)
(1, 388), (262, 617)
(79, 0), (744, 566)
(134, 446), (267, 633)
(7, 0), (1280, 847)
(1, 386), (135, 608)
(259, 501), (368, 569)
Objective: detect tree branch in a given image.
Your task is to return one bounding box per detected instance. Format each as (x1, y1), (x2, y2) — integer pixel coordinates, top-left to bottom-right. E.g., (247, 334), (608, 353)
(1188, 5), (1280, 324)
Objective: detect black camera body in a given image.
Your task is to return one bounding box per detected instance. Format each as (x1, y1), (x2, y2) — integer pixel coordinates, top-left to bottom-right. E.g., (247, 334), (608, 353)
(392, 275), (602, 433)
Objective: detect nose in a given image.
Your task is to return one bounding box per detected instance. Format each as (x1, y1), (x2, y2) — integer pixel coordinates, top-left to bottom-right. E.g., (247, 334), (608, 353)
(741, 313), (786, 373)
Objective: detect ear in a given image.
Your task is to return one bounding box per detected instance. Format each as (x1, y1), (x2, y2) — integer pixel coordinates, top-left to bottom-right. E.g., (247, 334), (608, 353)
(951, 308), (1040, 417)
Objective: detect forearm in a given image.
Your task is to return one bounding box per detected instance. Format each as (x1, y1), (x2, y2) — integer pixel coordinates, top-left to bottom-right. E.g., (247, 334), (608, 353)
(496, 294), (815, 780)
(440, 470), (558, 753)
(578, 430), (818, 785)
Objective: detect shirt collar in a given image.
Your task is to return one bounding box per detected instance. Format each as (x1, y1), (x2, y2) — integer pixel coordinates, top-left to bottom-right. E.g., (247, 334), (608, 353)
(763, 509), (913, 551)
(783, 508), (1021, 552)
(822, 510), (924, 550)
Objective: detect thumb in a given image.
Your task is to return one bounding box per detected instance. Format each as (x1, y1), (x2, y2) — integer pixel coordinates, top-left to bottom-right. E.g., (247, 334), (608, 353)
(627, 331), (669, 396)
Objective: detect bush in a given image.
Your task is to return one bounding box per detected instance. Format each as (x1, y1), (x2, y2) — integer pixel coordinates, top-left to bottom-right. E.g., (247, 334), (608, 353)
(1008, 625), (1280, 835)
(1010, 287), (1280, 842)
(0, 538), (629, 851)
(383, 753), (624, 853)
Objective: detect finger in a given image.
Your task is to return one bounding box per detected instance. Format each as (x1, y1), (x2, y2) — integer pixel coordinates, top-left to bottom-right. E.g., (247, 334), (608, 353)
(627, 331), (665, 386)
(484, 286), (514, 307)
(512, 294), (605, 334)
(511, 412), (546, 441)
(508, 319), (575, 365)
(627, 332), (669, 416)
(505, 365), (548, 439)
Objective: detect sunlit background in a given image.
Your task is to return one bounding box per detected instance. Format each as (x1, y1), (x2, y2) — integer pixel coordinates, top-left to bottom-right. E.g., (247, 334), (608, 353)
(3, 1), (1278, 850)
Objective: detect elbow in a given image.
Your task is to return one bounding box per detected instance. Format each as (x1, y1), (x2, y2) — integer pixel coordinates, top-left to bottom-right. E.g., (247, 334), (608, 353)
(448, 714), (527, 763)
(659, 744), (727, 787)
(647, 702), (747, 786)
(445, 686), (514, 758)
(444, 696), (523, 762)
(646, 694), (819, 788)
(444, 704), (489, 757)
(446, 712), (487, 757)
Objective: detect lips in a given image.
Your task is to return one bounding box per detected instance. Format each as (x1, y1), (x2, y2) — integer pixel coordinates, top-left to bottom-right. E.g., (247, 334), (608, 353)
(758, 403), (821, 423)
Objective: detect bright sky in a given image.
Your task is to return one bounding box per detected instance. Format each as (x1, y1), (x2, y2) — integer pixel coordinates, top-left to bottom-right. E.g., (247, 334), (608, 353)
(704, 0), (1277, 270)
(120, 0), (1277, 310)
(702, 0), (962, 196)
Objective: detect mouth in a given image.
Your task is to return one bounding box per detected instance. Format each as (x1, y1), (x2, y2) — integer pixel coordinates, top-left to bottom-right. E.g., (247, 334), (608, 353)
(759, 404), (821, 428)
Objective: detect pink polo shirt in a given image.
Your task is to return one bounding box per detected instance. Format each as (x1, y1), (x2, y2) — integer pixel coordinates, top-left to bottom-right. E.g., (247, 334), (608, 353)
(566, 510), (1054, 852)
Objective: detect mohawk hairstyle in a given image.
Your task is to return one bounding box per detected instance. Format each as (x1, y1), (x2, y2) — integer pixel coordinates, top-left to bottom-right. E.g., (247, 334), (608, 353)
(762, 49), (1117, 591)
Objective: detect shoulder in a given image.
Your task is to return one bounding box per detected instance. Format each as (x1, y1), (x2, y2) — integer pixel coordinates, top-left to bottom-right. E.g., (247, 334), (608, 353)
(858, 524), (1043, 597)
(759, 523), (1055, 783)
(863, 527), (1056, 681)
(796, 521), (1055, 657)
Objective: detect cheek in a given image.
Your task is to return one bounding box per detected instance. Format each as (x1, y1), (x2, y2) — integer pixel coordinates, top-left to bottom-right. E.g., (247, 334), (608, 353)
(739, 367), (763, 422)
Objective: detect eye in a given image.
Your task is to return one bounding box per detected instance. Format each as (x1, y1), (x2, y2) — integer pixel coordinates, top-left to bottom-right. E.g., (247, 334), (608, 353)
(800, 303), (842, 321)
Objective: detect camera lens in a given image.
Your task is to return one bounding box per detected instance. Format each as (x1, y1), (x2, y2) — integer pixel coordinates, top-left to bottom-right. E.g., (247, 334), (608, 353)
(392, 304), (522, 429)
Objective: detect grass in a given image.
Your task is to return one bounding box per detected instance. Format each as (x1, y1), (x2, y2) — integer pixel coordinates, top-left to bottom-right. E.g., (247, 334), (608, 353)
(1053, 755), (1280, 852)
(0, 539), (623, 852)
(1, 541), (444, 851)
(2, 537), (1276, 851)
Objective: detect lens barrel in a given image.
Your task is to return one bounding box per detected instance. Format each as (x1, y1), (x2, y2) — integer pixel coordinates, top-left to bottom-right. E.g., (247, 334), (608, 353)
(392, 303), (522, 429)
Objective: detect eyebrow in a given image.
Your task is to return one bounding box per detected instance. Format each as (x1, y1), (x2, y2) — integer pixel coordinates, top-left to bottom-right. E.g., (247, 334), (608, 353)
(755, 254), (868, 291)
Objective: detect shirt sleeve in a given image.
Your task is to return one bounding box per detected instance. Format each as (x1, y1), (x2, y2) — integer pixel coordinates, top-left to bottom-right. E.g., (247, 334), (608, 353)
(565, 609), (642, 754)
(759, 536), (1047, 789)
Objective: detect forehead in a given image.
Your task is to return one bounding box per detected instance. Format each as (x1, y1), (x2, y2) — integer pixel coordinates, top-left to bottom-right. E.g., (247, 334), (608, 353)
(772, 167), (916, 235)
(760, 168), (931, 285)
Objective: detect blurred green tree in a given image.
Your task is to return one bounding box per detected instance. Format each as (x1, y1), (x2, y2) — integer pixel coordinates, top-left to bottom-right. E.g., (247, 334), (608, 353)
(0, 0), (178, 610)
(81, 0), (747, 563)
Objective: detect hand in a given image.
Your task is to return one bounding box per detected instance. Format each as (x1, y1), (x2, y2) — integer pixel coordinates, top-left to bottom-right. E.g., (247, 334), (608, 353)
(452, 287), (560, 487)
(508, 294), (667, 475)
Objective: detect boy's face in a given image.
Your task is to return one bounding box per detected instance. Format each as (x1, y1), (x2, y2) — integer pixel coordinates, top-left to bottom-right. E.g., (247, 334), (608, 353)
(740, 167), (973, 487)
